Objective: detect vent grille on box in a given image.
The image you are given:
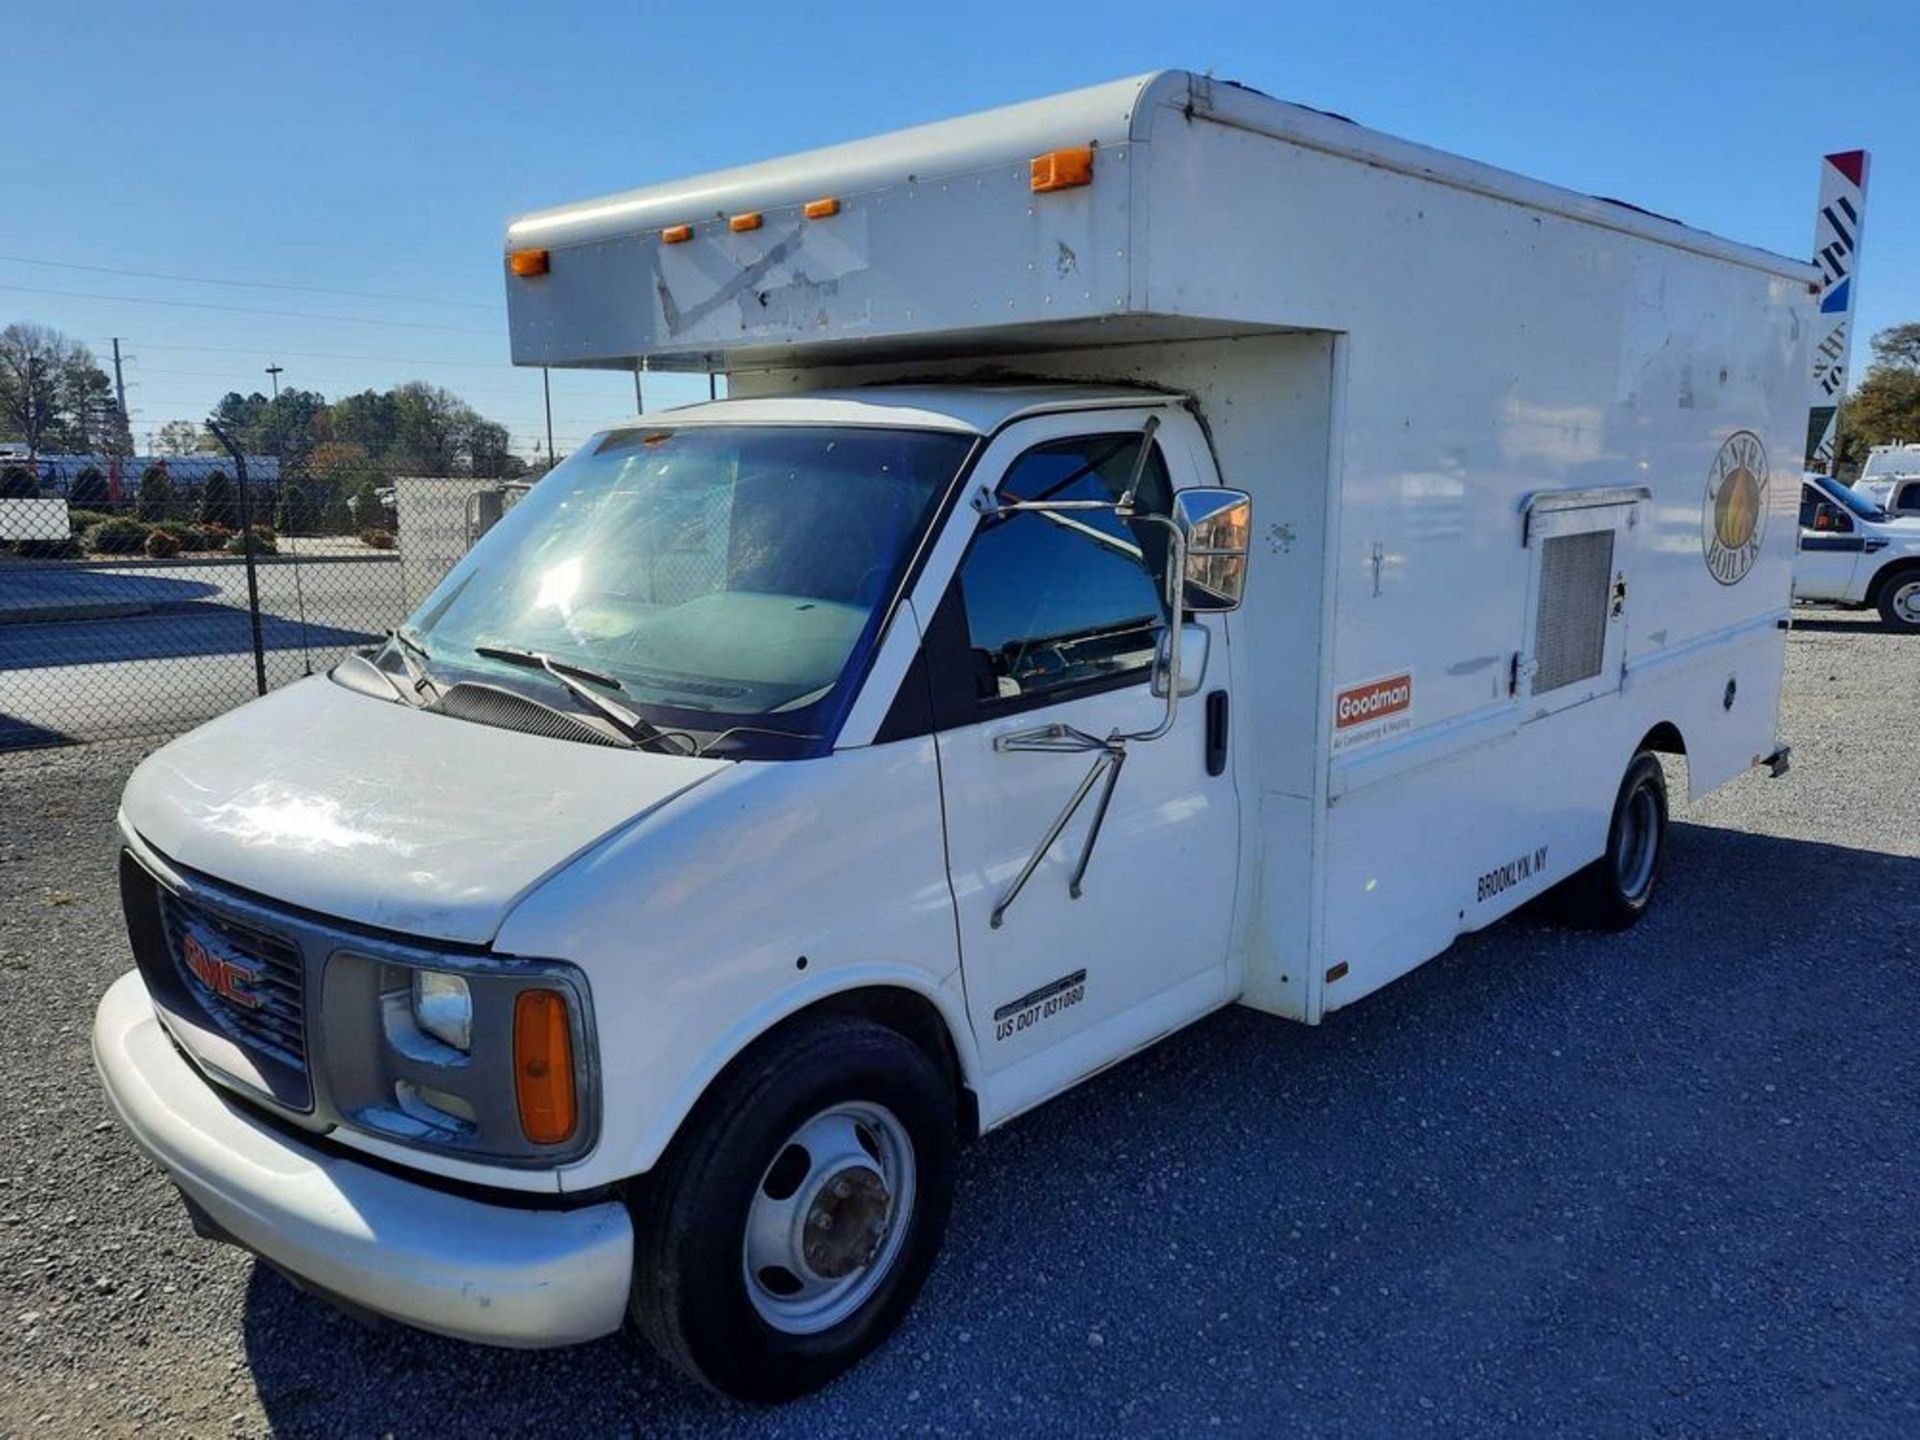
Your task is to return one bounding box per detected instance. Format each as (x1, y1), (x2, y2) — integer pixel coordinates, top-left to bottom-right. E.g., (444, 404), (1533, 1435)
(1533, 529), (1614, 694)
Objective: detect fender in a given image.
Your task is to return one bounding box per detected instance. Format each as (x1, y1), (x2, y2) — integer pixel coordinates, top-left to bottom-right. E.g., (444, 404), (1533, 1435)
(619, 962), (980, 1177)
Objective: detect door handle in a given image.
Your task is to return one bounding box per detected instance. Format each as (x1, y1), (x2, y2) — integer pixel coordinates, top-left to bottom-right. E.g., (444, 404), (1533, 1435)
(1204, 690), (1229, 776)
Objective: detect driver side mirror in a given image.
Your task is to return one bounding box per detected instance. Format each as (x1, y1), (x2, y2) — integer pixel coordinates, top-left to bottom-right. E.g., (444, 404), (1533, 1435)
(1173, 489), (1253, 613)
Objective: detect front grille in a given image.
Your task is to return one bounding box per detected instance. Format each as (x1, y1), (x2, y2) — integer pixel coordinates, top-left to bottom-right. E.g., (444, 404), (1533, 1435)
(159, 892), (309, 1073)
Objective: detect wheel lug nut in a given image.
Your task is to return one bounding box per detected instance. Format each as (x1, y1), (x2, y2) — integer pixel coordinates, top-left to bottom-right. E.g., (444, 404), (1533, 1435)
(832, 1177), (852, 1199)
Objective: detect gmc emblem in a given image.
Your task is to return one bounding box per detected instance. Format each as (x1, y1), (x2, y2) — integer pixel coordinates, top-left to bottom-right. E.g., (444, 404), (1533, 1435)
(180, 931), (262, 1010)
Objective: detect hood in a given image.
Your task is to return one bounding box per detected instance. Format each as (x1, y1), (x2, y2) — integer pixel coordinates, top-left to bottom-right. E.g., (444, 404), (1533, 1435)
(121, 676), (727, 945)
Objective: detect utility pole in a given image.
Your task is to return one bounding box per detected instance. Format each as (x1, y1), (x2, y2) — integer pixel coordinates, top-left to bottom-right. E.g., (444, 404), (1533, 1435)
(110, 339), (129, 422)
(265, 363), (283, 401)
(543, 367), (555, 463)
(633, 362), (644, 416)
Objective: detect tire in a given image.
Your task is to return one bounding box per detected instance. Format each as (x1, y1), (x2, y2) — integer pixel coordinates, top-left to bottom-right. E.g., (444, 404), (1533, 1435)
(628, 1014), (957, 1401)
(1875, 568), (1920, 631)
(1552, 751), (1668, 931)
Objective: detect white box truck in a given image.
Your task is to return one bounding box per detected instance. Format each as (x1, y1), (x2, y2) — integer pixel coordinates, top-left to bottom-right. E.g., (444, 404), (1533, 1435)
(94, 71), (1813, 1399)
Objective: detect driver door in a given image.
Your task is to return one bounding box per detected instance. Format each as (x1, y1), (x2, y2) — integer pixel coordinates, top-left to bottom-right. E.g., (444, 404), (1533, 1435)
(916, 408), (1240, 1110)
(1796, 483), (1864, 602)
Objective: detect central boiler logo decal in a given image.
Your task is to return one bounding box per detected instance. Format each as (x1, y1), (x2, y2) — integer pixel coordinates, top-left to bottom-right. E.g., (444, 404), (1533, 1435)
(1703, 430), (1769, 586)
(1333, 671), (1413, 750)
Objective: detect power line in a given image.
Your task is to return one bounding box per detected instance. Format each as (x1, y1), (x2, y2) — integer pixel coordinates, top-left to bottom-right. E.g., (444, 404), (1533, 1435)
(0, 280), (498, 335)
(102, 339), (524, 370)
(0, 252), (499, 311)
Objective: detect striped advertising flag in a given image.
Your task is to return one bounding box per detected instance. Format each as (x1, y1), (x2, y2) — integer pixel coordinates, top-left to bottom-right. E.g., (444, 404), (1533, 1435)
(1805, 150), (1869, 472)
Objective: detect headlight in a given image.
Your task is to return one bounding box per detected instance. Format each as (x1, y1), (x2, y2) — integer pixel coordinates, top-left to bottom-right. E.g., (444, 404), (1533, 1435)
(322, 950), (595, 1165)
(410, 969), (472, 1052)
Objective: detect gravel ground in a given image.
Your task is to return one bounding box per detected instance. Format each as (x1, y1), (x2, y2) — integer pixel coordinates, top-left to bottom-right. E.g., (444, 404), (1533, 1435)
(1, 608), (1914, 1438)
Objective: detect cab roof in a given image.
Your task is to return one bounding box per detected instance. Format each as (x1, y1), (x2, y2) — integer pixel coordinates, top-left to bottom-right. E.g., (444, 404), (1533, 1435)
(598, 384), (1181, 439)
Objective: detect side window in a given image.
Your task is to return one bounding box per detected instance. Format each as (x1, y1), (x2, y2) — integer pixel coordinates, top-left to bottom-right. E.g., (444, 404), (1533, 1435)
(1801, 486), (1852, 534)
(1899, 482), (1920, 513)
(956, 435), (1173, 706)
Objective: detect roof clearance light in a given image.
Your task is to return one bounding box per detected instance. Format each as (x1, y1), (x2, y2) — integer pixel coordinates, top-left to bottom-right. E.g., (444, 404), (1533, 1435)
(662, 224), (693, 245)
(729, 212), (763, 233)
(509, 248), (550, 277)
(1031, 146), (1095, 194)
(804, 197), (841, 220)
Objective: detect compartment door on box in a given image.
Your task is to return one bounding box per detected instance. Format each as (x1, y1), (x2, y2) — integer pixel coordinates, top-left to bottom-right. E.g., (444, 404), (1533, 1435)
(1517, 492), (1641, 719)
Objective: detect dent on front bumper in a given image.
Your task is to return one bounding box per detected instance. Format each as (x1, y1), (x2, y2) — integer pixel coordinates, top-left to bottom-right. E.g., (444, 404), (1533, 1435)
(91, 970), (633, 1348)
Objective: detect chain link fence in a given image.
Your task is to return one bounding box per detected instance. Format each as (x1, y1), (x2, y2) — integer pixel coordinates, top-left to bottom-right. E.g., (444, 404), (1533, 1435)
(0, 455), (526, 749)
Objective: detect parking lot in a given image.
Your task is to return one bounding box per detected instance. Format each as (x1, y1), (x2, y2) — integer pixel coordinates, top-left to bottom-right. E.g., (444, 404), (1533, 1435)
(0, 608), (1913, 1438)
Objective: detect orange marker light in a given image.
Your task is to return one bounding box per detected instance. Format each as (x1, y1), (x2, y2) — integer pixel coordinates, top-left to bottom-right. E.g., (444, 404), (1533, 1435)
(1030, 146), (1095, 194)
(509, 248), (550, 277)
(729, 212), (763, 233)
(513, 989), (577, 1145)
(804, 197), (841, 220)
(661, 224), (693, 244)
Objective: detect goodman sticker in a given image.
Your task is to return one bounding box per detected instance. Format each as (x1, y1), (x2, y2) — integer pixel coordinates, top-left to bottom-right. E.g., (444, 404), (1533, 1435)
(1333, 671), (1413, 750)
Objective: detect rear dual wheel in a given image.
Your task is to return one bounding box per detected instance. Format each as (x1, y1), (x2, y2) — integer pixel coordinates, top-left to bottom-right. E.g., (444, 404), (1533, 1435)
(628, 1015), (956, 1401)
(1552, 751), (1668, 931)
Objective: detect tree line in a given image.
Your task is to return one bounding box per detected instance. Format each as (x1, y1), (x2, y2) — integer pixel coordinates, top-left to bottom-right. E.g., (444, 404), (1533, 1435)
(0, 322), (134, 456)
(1838, 323), (1920, 473)
(1, 319), (528, 480)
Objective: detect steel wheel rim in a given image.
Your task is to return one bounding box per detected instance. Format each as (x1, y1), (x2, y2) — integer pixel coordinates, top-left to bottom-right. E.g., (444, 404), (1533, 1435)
(742, 1101), (916, 1335)
(1616, 786), (1659, 900)
(1893, 581), (1920, 626)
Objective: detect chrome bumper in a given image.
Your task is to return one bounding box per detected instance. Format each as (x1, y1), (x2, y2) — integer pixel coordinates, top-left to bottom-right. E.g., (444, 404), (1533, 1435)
(92, 970), (632, 1348)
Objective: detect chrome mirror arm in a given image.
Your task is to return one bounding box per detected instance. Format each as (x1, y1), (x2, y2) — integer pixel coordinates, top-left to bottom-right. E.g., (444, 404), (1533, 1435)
(988, 736), (1126, 928)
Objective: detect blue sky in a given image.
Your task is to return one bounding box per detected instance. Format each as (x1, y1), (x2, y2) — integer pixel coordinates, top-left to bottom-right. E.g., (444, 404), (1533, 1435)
(10, 0), (1915, 458)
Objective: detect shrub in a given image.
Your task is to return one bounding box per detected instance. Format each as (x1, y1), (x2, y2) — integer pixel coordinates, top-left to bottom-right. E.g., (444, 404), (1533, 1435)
(273, 482), (314, 536)
(227, 524), (278, 556)
(346, 479), (387, 531)
(84, 517), (153, 555)
(144, 529), (182, 559)
(198, 469), (238, 530)
(136, 464), (173, 522)
(69, 467), (109, 507)
(152, 519), (218, 551)
(0, 465), (37, 498)
(67, 508), (116, 535)
(358, 527), (397, 550)
(10, 536), (81, 560)
(320, 482), (355, 535)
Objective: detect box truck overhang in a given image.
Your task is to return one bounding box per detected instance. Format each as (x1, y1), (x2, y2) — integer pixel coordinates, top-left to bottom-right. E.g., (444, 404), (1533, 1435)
(502, 70), (1816, 376)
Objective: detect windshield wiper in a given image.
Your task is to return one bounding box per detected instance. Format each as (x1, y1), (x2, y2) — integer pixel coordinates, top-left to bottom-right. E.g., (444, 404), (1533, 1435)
(472, 644), (673, 749)
(385, 627), (441, 701)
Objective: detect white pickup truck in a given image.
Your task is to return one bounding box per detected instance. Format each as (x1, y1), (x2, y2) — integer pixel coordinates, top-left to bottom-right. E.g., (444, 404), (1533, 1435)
(1795, 471), (1920, 628)
(94, 71), (1812, 1399)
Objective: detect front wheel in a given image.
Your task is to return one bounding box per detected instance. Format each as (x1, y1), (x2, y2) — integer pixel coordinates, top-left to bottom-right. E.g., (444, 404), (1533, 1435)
(1875, 569), (1920, 631)
(628, 1015), (957, 1401)
(1551, 752), (1668, 931)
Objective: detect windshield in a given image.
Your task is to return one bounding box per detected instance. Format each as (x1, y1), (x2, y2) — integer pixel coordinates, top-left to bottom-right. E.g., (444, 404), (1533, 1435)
(405, 424), (973, 749)
(1813, 474), (1889, 522)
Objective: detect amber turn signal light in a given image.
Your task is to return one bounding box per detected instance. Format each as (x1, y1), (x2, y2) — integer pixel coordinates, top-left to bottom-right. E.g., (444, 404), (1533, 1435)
(661, 224), (693, 244)
(509, 248), (550, 277)
(1030, 146), (1095, 193)
(729, 212), (763, 233)
(513, 989), (577, 1145)
(803, 197), (841, 220)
